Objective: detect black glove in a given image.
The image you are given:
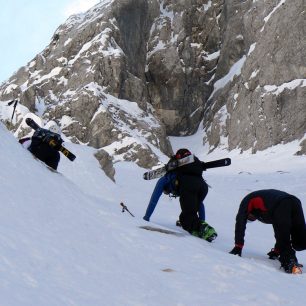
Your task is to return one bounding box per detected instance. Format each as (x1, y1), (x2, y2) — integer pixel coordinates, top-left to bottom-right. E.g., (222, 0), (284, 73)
(267, 248), (280, 260)
(229, 246), (242, 256)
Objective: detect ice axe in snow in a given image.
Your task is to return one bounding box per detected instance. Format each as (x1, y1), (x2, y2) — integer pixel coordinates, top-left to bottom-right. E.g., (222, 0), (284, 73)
(120, 202), (135, 217)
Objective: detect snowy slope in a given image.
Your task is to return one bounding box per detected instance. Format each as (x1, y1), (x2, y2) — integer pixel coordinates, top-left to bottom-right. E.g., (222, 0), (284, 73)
(1, 123), (306, 306)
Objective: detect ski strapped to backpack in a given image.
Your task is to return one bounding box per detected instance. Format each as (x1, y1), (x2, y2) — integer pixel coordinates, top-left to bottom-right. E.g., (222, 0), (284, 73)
(143, 154), (194, 180)
(25, 118), (76, 161)
(203, 158), (231, 170)
(143, 156), (231, 180)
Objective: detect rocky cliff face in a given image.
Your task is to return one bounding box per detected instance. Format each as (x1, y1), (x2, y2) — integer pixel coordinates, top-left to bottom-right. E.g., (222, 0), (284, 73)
(0, 0), (305, 174)
(0, 0), (172, 171)
(203, 0), (306, 153)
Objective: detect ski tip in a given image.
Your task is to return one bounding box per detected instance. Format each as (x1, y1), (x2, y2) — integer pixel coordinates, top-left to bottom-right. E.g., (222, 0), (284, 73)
(143, 172), (152, 180)
(25, 117), (33, 125)
(225, 158), (231, 166)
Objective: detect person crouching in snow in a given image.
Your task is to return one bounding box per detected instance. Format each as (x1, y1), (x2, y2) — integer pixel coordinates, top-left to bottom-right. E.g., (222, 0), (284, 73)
(229, 189), (306, 274)
(20, 120), (63, 170)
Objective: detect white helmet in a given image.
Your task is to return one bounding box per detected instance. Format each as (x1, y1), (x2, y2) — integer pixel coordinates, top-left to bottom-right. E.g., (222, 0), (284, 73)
(47, 121), (61, 134)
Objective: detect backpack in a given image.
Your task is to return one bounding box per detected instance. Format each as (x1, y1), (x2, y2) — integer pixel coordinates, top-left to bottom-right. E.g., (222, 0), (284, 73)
(163, 171), (180, 197)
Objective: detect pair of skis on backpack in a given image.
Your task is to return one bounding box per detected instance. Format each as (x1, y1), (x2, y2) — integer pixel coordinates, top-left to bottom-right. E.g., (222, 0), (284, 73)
(143, 154), (231, 180)
(25, 118), (76, 162)
(142, 154), (230, 242)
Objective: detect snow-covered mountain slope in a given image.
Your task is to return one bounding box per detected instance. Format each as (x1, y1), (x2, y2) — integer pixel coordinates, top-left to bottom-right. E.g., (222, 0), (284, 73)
(1, 123), (306, 306)
(1, 0), (304, 164)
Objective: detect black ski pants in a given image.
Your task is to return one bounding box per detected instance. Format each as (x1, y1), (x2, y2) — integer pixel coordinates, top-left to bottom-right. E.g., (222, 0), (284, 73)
(29, 144), (60, 170)
(178, 175), (208, 233)
(272, 197), (306, 262)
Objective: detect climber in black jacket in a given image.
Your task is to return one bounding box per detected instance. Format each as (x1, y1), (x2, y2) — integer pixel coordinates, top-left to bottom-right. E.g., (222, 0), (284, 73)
(174, 148), (217, 242)
(229, 189), (306, 273)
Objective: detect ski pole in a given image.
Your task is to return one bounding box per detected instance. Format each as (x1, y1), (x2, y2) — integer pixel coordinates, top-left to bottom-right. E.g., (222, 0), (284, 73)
(120, 202), (135, 217)
(7, 99), (18, 123)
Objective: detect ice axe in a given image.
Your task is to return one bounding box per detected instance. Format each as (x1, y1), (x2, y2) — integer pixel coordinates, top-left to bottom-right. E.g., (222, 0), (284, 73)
(120, 202), (135, 217)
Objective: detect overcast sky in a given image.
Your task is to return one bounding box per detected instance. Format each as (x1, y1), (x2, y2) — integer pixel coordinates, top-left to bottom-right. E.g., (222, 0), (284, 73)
(0, 0), (100, 84)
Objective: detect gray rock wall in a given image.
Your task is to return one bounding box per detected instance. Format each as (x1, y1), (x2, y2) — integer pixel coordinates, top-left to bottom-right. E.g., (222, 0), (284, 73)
(203, 0), (306, 153)
(146, 0), (224, 135)
(0, 0), (305, 166)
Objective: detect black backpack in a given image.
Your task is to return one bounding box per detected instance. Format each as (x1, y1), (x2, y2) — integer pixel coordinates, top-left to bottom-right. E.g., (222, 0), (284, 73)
(163, 167), (180, 198)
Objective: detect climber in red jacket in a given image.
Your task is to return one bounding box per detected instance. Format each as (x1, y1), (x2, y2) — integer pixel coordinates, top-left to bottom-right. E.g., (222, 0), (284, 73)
(229, 189), (306, 274)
